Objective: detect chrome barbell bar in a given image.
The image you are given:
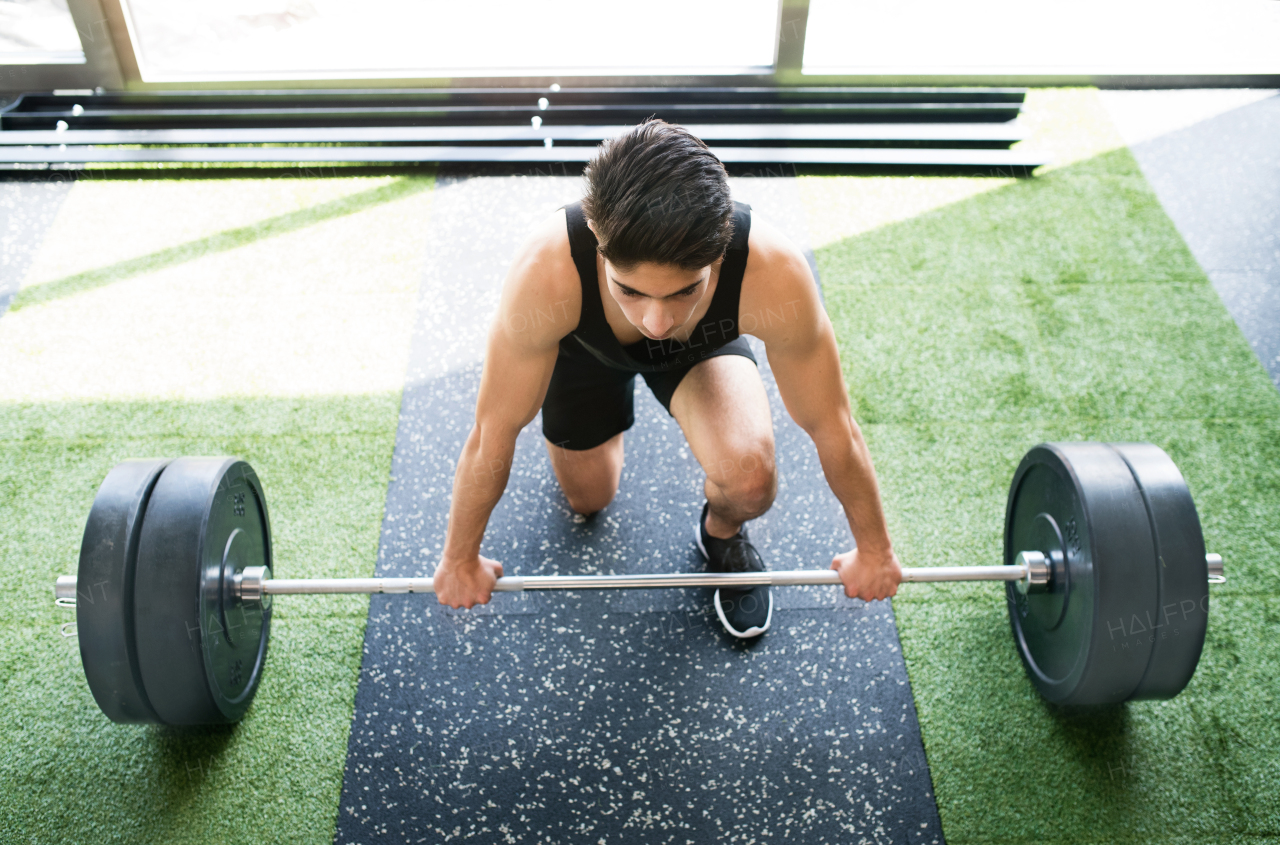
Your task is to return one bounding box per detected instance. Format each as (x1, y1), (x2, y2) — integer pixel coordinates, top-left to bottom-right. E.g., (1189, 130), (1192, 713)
(53, 554), (1225, 605)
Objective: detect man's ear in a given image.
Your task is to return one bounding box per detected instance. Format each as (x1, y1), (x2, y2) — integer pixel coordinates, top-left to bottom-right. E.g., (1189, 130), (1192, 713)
(585, 218), (597, 236)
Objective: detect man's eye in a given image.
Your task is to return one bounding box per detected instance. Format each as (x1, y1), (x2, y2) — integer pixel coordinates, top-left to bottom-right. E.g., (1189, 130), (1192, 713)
(621, 289), (643, 298)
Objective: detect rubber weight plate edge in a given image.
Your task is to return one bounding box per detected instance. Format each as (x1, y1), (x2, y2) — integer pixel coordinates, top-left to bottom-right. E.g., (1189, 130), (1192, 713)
(1108, 443), (1209, 700)
(1006, 443), (1159, 705)
(133, 458), (272, 725)
(77, 459), (169, 723)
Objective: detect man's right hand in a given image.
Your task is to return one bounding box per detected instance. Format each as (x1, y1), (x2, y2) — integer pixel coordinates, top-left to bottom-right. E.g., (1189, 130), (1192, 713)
(433, 554), (504, 608)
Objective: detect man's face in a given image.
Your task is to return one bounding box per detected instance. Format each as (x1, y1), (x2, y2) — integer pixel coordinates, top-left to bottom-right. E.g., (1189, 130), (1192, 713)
(604, 260), (712, 341)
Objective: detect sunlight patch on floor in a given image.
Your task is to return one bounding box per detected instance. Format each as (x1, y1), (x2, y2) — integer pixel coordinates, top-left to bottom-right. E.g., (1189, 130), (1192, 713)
(798, 88), (1127, 250)
(0, 175), (433, 402)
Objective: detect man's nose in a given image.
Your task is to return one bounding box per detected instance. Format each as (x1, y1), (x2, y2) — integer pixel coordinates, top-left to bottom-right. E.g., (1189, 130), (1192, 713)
(643, 305), (675, 335)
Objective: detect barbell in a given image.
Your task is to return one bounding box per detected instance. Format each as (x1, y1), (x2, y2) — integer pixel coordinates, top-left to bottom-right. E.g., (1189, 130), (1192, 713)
(53, 442), (1224, 725)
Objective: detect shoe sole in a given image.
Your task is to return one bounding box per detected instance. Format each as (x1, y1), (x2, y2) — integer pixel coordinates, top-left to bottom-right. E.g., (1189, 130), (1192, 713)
(713, 588), (774, 639)
(695, 513), (772, 639)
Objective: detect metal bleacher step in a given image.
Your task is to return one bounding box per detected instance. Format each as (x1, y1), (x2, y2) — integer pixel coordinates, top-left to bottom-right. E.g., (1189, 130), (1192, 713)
(0, 122), (1028, 146)
(0, 145), (1047, 168)
(0, 86), (1045, 169)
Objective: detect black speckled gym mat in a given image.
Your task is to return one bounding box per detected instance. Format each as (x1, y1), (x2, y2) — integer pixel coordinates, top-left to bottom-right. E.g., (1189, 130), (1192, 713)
(334, 171), (943, 844)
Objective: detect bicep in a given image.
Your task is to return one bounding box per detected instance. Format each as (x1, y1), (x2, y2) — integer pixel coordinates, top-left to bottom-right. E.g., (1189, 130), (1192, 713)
(474, 231), (575, 438)
(766, 315), (852, 436)
(474, 306), (565, 441)
(751, 244), (851, 434)
(476, 211), (576, 437)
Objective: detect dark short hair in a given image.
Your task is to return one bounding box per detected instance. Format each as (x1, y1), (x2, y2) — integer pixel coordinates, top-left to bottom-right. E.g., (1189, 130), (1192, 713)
(581, 119), (734, 272)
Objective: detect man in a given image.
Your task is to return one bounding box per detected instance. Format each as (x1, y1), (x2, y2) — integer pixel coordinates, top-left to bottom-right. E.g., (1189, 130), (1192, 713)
(433, 119), (902, 638)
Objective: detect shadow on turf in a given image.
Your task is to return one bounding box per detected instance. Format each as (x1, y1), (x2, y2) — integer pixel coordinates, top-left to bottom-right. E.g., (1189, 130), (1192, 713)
(151, 724), (239, 792)
(1045, 701), (1130, 739)
(1042, 704), (1145, 795)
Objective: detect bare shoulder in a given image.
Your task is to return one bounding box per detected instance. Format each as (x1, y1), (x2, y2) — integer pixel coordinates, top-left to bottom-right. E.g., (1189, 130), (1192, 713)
(497, 207), (583, 348)
(739, 213), (825, 347)
(742, 214), (815, 301)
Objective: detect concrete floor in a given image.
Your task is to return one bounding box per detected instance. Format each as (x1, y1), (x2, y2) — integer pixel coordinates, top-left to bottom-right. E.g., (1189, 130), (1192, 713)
(1100, 89), (1280, 387)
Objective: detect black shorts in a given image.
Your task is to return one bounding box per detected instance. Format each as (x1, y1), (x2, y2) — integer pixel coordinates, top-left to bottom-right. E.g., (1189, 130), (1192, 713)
(541, 336), (758, 451)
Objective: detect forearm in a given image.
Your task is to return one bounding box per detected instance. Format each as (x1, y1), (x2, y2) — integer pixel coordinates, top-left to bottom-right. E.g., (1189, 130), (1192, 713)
(809, 413), (893, 554)
(441, 424), (517, 562)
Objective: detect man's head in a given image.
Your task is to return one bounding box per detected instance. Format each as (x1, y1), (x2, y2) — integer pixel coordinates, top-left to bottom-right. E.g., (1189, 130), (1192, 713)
(582, 120), (733, 341)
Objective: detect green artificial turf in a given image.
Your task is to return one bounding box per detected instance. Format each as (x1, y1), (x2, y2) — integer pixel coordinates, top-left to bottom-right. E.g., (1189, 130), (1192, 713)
(813, 145), (1280, 842)
(3, 90), (1279, 845)
(0, 398), (401, 843)
(0, 171), (433, 843)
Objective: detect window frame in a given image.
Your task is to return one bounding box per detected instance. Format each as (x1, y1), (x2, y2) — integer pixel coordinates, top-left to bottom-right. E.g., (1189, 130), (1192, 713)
(3, 0), (1277, 95)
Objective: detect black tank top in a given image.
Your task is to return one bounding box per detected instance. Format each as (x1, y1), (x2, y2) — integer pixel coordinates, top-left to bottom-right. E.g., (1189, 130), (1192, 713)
(562, 200), (752, 372)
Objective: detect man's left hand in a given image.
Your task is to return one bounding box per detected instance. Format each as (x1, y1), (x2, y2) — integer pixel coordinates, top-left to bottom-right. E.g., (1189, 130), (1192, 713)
(830, 546), (902, 602)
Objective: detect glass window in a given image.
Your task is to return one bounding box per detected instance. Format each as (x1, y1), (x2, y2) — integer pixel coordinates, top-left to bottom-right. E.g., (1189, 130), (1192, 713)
(0, 0), (83, 63)
(121, 0), (779, 82)
(804, 0), (1280, 75)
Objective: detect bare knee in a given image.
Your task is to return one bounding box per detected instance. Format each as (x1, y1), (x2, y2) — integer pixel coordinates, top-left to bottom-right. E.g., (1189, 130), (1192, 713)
(546, 434), (624, 516)
(729, 470), (777, 517)
(556, 466), (620, 515)
(709, 452), (777, 517)
(565, 489), (616, 516)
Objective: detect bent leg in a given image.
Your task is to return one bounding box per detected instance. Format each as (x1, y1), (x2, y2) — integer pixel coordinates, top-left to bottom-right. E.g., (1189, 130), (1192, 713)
(540, 341), (635, 517)
(545, 432), (625, 515)
(669, 355), (776, 538)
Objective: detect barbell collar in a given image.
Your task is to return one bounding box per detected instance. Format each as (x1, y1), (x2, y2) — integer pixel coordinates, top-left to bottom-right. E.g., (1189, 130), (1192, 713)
(233, 565), (271, 603)
(1013, 550), (1052, 595)
(1206, 553), (1225, 583)
(55, 575), (77, 602)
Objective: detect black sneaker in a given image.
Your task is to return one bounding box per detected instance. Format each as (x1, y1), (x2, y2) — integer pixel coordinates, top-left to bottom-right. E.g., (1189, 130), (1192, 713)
(694, 502), (773, 638)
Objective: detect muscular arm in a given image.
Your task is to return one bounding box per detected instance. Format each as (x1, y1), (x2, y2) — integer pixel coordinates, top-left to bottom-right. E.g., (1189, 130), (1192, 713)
(435, 212), (579, 607)
(744, 221), (902, 601)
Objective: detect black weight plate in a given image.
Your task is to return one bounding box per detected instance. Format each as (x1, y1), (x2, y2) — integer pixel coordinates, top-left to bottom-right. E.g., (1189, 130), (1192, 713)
(1108, 443), (1208, 699)
(134, 457), (272, 725)
(1005, 443), (1159, 705)
(76, 459), (169, 723)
